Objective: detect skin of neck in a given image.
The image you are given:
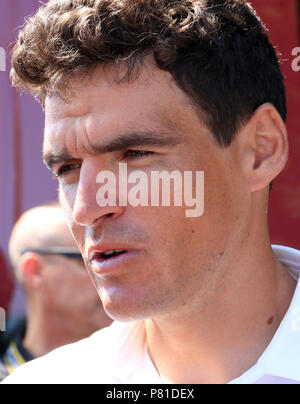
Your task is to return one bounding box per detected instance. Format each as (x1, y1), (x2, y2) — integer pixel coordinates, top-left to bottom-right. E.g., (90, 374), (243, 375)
(22, 295), (106, 358)
(23, 306), (77, 358)
(145, 191), (297, 384)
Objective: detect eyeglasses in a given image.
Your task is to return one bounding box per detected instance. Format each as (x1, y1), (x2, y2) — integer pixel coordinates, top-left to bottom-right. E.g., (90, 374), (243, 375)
(20, 247), (83, 260)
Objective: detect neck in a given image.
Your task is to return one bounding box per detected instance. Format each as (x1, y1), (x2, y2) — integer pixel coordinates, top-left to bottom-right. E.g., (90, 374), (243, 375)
(23, 305), (90, 358)
(145, 238), (296, 384)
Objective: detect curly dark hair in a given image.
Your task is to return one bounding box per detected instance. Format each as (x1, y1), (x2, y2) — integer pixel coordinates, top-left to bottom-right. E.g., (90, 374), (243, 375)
(10, 0), (286, 146)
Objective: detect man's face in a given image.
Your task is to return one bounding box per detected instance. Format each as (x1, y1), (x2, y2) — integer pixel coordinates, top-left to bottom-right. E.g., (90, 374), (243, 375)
(43, 63), (249, 322)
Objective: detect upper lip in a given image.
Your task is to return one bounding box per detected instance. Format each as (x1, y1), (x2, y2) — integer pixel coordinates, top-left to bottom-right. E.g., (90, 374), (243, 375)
(87, 242), (137, 261)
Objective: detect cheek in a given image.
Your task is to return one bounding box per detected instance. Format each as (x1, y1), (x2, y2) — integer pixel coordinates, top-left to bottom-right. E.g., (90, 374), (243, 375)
(138, 206), (191, 264)
(59, 183), (76, 216)
(194, 166), (248, 260)
(59, 184), (85, 247)
(69, 224), (86, 254)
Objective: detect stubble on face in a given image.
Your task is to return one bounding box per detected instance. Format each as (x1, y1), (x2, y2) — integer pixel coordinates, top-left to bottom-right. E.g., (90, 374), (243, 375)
(44, 63), (247, 322)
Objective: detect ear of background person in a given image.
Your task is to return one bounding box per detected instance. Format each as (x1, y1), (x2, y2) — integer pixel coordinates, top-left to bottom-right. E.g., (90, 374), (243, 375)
(0, 0), (299, 318)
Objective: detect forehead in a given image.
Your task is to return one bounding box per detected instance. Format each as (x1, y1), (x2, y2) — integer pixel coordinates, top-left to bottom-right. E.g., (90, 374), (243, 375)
(46, 63), (190, 118)
(43, 63), (211, 152)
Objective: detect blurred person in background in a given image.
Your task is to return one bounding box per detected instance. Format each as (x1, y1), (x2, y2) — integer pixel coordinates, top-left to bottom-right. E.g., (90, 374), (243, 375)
(0, 203), (112, 381)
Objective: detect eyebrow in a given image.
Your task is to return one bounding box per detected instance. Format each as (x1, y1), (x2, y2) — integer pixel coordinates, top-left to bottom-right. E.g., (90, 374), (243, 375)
(43, 131), (182, 171)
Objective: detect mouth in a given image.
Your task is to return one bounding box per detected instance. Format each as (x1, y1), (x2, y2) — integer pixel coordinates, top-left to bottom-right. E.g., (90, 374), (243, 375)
(88, 245), (143, 276)
(94, 249), (128, 261)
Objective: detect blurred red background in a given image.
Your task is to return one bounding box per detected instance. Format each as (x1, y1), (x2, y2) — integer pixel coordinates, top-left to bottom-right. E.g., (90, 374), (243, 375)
(251, 0), (300, 249)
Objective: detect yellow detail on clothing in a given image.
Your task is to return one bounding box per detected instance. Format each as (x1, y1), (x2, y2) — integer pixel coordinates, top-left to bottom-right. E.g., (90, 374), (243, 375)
(3, 356), (15, 375)
(3, 341), (26, 375)
(10, 341), (26, 366)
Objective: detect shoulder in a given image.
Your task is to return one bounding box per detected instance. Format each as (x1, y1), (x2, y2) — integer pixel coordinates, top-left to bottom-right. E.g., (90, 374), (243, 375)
(0, 321), (144, 384)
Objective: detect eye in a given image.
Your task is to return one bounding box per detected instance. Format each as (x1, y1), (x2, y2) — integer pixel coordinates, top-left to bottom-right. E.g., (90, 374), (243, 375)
(123, 150), (154, 160)
(56, 163), (81, 178)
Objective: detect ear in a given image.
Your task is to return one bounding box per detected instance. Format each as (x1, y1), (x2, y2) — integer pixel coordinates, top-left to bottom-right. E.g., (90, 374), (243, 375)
(19, 252), (43, 289)
(241, 103), (288, 192)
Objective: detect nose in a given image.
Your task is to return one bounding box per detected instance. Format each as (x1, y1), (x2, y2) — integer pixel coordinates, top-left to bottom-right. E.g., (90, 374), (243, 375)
(72, 162), (125, 227)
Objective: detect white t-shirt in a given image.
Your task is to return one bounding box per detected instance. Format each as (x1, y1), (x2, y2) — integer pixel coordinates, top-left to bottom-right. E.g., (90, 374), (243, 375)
(2, 245), (300, 384)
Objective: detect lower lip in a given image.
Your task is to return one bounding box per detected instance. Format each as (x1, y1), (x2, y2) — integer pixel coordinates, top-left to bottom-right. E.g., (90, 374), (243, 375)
(90, 250), (143, 276)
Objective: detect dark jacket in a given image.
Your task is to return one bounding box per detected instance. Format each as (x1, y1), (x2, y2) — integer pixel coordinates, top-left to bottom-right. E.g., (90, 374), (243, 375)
(0, 318), (34, 382)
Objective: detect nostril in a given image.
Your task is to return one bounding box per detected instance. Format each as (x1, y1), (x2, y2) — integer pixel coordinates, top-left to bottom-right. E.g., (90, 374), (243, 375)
(91, 212), (117, 226)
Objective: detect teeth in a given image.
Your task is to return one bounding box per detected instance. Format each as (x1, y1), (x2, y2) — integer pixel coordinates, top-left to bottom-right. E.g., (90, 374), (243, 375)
(103, 250), (115, 256)
(102, 249), (125, 256)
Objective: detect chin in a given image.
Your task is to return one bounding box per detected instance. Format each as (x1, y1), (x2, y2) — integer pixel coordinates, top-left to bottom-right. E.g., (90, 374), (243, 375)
(99, 291), (156, 323)
(96, 280), (170, 322)
(103, 301), (150, 323)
